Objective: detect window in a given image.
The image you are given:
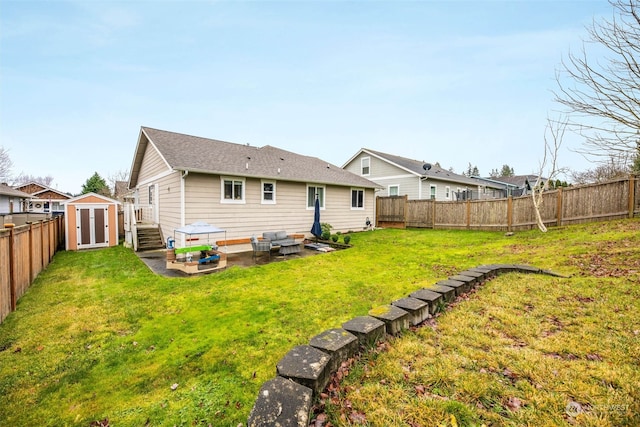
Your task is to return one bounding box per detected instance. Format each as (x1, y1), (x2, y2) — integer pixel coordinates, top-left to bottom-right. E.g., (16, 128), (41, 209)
(262, 180), (276, 204)
(389, 185), (399, 196)
(445, 186), (450, 199)
(361, 157), (370, 175)
(221, 177), (245, 203)
(351, 188), (364, 209)
(307, 185), (325, 208)
(430, 185), (437, 200)
(148, 185), (154, 205)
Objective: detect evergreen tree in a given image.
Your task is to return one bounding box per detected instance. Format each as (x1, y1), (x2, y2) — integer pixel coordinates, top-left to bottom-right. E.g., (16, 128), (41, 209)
(500, 164), (515, 176)
(81, 172), (110, 196)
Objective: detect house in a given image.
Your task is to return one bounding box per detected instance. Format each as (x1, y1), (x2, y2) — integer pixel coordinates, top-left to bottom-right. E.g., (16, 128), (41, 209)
(342, 149), (506, 201)
(469, 176), (521, 197)
(479, 175), (547, 197)
(14, 182), (72, 215)
(0, 183), (31, 216)
(126, 127), (380, 252)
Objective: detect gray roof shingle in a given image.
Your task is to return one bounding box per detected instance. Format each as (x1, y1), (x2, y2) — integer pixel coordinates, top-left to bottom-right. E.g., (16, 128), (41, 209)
(135, 127), (379, 189)
(0, 184), (31, 198)
(364, 148), (486, 187)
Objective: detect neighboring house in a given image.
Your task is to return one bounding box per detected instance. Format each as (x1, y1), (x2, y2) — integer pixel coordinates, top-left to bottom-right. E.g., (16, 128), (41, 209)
(342, 148), (505, 201)
(470, 176), (521, 197)
(127, 127), (380, 251)
(113, 180), (130, 207)
(481, 175), (547, 197)
(0, 183), (31, 215)
(14, 182), (72, 215)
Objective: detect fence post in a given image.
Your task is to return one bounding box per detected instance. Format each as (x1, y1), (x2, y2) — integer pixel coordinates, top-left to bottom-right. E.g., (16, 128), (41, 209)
(8, 227), (16, 311)
(507, 196), (513, 232)
(403, 195), (408, 228)
(40, 221), (45, 269)
(466, 199), (471, 229)
(28, 223), (34, 284)
(630, 174), (636, 218)
(432, 199), (436, 229)
(556, 187), (563, 227)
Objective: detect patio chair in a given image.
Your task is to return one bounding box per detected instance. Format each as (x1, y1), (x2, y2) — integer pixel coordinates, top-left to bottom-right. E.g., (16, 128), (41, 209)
(251, 236), (271, 261)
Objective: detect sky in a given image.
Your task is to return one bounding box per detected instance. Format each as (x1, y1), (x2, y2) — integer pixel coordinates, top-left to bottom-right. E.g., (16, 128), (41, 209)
(0, 0), (614, 195)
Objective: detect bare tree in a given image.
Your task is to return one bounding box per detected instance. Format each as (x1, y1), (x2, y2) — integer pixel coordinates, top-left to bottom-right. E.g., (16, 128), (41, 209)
(0, 146), (12, 183)
(532, 117), (568, 232)
(13, 173), (54, 187)
(570, 154), (631, 184)
(555, 0), (640, 166)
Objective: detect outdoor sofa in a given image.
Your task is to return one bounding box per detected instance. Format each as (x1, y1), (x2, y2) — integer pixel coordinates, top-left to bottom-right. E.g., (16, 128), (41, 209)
(251, 231), (296, 260)
(261, 231), (295, 247)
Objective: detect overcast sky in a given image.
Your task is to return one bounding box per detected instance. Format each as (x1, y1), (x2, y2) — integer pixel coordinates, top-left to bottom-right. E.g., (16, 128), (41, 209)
(1, 0), (612, 194)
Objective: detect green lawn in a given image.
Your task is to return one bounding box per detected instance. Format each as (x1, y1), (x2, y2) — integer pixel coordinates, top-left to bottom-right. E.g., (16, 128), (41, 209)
(0, 219), (638, 426)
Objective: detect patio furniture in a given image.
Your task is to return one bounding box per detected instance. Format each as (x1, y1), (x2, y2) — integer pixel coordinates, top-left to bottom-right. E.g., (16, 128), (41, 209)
(251, 236), (272, 260)
(262, 231), (295, 247)
(279, 242), (301, 257)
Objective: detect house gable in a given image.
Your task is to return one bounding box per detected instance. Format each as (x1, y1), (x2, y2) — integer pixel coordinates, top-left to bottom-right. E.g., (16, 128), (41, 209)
(129, 128), (173, 188)
(15, 182), (71, 200)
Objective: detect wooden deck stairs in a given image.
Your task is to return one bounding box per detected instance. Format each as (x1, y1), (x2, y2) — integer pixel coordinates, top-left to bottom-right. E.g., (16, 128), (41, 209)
(136, 225), (165, 251)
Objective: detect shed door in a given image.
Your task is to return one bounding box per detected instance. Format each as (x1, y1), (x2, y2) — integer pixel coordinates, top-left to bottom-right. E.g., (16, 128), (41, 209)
(76, 205), (109, 249)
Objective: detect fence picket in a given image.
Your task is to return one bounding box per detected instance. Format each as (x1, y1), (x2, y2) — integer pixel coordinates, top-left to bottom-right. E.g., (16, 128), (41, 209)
(0, 216), (65, 324)
(376, 175), (639, 231)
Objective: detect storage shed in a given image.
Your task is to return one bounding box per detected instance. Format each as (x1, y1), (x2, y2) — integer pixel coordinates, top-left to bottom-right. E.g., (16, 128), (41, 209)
(64, 193), (120, 251)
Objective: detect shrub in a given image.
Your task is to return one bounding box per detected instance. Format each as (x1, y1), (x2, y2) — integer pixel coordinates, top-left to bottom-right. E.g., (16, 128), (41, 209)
(321, 223), (332, 240)
(331, 235), (339, 242)
(343, 235), (351, 245)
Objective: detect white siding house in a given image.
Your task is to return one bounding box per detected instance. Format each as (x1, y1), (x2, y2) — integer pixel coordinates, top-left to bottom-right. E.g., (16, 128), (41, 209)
(127, 127), (380, 251)
(343, 148), (506, 201)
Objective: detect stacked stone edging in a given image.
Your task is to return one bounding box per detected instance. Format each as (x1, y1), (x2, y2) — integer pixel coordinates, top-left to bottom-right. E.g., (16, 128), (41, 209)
(247, 264), (565, 426)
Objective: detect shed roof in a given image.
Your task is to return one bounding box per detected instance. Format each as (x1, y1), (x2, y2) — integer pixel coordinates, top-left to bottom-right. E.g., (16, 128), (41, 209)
(63, 192), (120, 205)
(129, 127), (380, 189)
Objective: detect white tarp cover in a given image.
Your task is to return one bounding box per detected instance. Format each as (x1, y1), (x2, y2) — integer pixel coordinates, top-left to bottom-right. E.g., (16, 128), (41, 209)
(175, 221), (225, 235)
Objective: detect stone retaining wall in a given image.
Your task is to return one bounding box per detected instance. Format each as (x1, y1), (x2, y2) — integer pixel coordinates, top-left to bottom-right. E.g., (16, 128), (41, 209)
(247, 264), (566, 426)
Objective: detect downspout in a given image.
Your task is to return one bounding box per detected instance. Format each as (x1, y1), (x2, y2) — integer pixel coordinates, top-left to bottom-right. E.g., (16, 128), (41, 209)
(180, 170), (188, 247)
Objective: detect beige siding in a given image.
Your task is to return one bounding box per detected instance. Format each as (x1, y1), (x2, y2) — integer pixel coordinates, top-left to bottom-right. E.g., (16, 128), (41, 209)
(138, 142), (170, 184)
(156, 172), (182, 237)
(178, 173), (374, 247)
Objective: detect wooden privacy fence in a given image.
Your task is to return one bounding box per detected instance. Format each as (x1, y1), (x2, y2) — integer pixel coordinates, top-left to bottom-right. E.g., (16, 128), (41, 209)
(0, 216), (65, 324)
(377, 175), (639, 231)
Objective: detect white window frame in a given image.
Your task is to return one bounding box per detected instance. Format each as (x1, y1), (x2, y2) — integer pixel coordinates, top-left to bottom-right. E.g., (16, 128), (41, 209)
(351, 188), (365, 210)
(307, 185), (325, 209)
(221, 176), (246, 204)
(388, 185), (399, 196)
(361, 157), (370, 176)
(430, 185), (437, 200)
(445, 186), (451, 200)
(261, 180), (276, 204)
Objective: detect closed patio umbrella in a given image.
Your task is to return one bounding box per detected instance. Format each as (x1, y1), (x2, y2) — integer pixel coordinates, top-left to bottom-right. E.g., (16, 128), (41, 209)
(310, 197), (322, 240)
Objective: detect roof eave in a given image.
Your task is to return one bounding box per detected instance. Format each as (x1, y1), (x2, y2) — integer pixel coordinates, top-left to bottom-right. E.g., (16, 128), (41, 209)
(178, 167), (380, 189)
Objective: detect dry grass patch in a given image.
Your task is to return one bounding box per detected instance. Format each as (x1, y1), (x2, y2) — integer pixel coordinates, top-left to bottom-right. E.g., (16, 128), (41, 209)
(325, 270), (640, 426)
